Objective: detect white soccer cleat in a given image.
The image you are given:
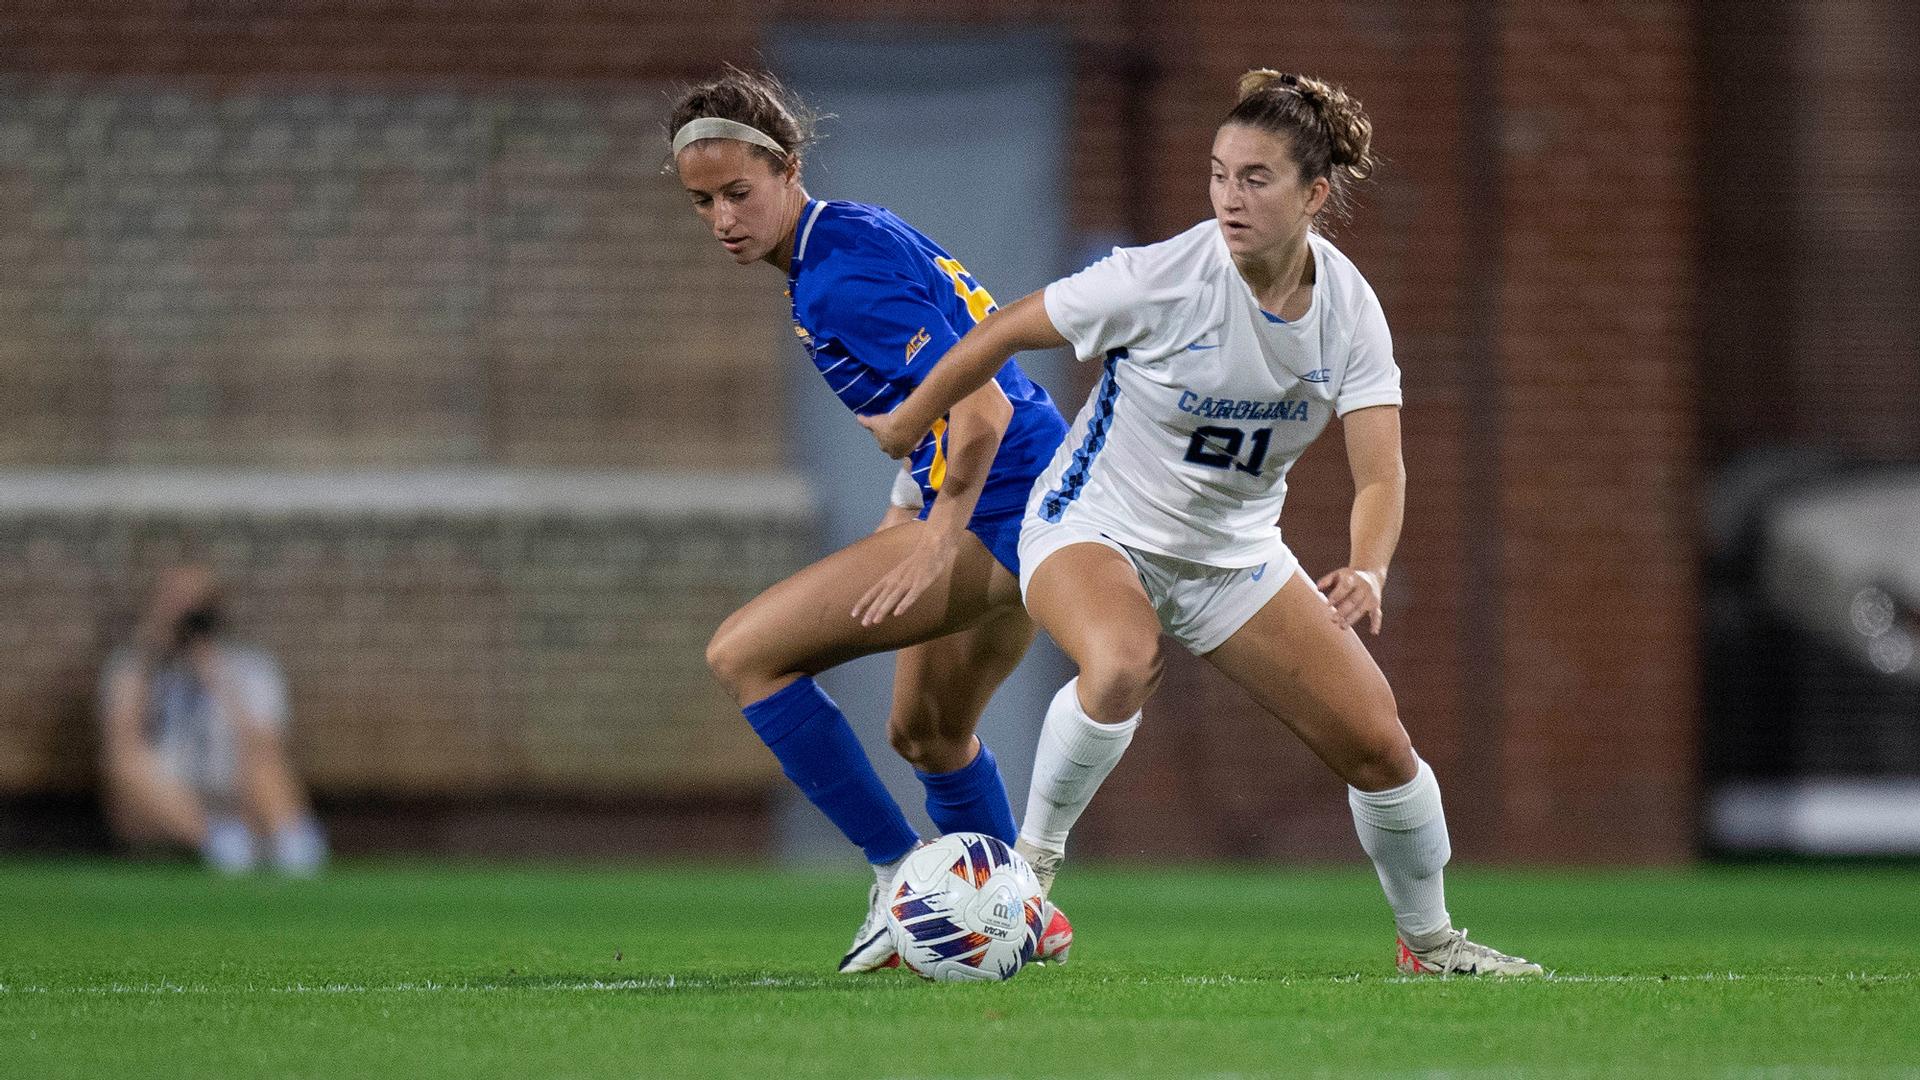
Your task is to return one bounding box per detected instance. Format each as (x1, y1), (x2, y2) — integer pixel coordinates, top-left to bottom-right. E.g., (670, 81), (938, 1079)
(1396, 928), (1543, 977)
(1014, 838), (1064, 898)
(1014, 839), (1072, 965)
(838, 879), (902, 974)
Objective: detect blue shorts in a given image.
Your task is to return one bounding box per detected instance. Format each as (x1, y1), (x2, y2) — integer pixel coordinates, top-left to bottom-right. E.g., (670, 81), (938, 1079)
(918, 503), (1025, 579)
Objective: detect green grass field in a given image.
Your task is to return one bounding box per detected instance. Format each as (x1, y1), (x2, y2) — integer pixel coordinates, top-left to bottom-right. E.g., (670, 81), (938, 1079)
(3, 859), (1917, 1079)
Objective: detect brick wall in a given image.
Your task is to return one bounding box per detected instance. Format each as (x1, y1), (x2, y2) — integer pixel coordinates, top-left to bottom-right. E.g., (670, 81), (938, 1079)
(1702, 0), (1920, 463)
(0, 83), (787, 469)
(0, 472), (810, 798)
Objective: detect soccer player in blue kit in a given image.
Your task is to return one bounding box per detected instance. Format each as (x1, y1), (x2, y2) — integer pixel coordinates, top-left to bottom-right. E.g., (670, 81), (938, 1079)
(670, 68), (1073, 972)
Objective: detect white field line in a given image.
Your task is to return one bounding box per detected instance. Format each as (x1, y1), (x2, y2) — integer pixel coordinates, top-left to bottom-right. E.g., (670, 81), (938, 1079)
(0, 971), (1912, 995)
(0, 976), (821, 995)
(1188, 972), (1918, 987)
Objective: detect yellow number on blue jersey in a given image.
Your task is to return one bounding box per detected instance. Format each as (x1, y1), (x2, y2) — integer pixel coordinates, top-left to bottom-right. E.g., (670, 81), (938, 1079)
(934, 257), (997, 326)
(925, 258), (994, 490)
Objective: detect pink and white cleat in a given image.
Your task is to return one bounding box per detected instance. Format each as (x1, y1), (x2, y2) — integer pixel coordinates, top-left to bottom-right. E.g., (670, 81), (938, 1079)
(1032, 901), (1074, 965)
(1015, 839), (1074, 965)
(1396, 929), (1542, 977)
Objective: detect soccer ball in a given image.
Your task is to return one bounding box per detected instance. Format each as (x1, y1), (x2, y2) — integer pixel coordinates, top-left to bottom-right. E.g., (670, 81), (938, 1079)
(885, 832), (1047, 982)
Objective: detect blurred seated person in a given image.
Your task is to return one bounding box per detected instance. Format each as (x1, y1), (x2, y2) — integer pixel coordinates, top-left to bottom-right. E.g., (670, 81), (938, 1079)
(98, 564), (327, 875)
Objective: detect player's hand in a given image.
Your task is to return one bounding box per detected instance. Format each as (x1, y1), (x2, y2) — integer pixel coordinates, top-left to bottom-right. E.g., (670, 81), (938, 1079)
(851, 530), (959, 627)
(855, 411), (920, 460)
(1316, 567), (1385, 635)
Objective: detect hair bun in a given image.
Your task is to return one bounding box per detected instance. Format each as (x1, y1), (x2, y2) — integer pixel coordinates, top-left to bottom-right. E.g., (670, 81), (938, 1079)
(1236, 68), (1289, 103)
(1289, 74), (1332, 108)
(1222, 70), (1376, 219)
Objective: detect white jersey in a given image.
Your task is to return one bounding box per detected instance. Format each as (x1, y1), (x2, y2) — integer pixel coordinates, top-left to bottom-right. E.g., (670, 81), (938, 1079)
(99, 643), (290, 797)
(1032, 221), (1401, 568)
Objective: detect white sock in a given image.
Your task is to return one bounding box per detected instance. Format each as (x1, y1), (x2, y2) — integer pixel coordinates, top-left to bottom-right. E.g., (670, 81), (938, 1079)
(1018, 678), (1140, 854)
(200, 816), (257, 875)
(271, 816), (328, 877)
(1348, 757), (1453, 946)
(874, 850), (910, 889)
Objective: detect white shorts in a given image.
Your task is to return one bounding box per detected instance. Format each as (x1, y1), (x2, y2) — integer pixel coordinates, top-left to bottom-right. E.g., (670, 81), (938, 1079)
(1017, 516), (1300, 655)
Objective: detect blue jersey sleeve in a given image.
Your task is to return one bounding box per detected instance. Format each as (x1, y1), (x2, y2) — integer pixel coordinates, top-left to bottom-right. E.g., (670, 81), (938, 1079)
(798, 231), (965, 385)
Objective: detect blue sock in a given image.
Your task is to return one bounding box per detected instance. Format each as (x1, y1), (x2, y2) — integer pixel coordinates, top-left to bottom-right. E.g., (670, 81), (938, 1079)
(743, 677), (920, 865)
(915, 742), (1018, 844)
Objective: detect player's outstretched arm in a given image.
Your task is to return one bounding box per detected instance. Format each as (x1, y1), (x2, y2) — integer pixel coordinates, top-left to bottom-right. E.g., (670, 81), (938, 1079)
(857, 290), (1069, 460)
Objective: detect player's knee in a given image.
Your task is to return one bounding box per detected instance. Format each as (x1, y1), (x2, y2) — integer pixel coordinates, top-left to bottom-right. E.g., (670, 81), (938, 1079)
(1343, 726), (1418, 792)
(1078, 636), (1164, 721)
(886, 704), (932, 763)
(703, 620), (762, 703)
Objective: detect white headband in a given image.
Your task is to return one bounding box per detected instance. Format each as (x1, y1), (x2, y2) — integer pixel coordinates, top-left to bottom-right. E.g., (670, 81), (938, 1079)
(671, 117), (787, 158)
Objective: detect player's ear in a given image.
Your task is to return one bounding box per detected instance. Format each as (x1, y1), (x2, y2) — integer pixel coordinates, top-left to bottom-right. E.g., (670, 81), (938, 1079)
(1304, 176), (1331, 218)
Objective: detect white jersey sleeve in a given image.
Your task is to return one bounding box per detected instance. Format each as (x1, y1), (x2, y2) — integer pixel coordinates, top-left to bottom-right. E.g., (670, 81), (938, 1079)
(1043, 246), (1209, 363)
(1334, 282), (1402, 417)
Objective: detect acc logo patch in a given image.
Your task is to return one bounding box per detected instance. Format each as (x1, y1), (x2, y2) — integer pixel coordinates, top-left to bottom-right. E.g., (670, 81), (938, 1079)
(905, 327), (932, 364)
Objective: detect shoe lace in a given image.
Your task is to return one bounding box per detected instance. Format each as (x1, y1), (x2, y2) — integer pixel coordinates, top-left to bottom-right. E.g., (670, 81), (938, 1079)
(1017, 843), (1063, 895)
(1451, 930), (1523, 965)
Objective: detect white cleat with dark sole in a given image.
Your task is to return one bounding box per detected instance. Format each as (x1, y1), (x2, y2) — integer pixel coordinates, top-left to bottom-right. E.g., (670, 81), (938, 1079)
(1015, 839), (1072, 965)
(837, 880), (901, 974)
(1396, 928), (1543, 977)
(1014, 838), (1064, 897)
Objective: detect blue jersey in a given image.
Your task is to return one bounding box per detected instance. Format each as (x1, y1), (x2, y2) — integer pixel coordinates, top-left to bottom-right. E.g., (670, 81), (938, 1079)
(787, 199), (1067, 521)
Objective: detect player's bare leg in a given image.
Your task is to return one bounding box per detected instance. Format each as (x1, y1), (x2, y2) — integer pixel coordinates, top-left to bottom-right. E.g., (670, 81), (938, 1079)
(887, 607), (1034, 775)
(104, 755), (209, 851)
(1202, 568), (1541, 976)
(706, 518), (1021, 708)
(705, 517), (1025, 972)
(1200, 568), (1415, 789)
(1013, 543), (1164, 899)
(887, 608), (1073, 962)
(237, 724), (327, 876)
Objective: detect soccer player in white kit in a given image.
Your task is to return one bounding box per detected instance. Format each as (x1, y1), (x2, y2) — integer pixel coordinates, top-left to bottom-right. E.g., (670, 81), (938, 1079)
(860, 70), (1542, 976)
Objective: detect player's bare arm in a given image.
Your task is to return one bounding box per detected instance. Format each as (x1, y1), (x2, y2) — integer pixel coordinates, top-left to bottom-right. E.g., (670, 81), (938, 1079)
(858, 291), (1067, 460)
(1317, 404), (1404, 635)
(852, 378), (1014, 626)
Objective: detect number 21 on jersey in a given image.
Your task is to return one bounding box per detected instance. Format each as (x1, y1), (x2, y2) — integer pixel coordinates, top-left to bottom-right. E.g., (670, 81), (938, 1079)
(1184, 425), (1272, 476)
